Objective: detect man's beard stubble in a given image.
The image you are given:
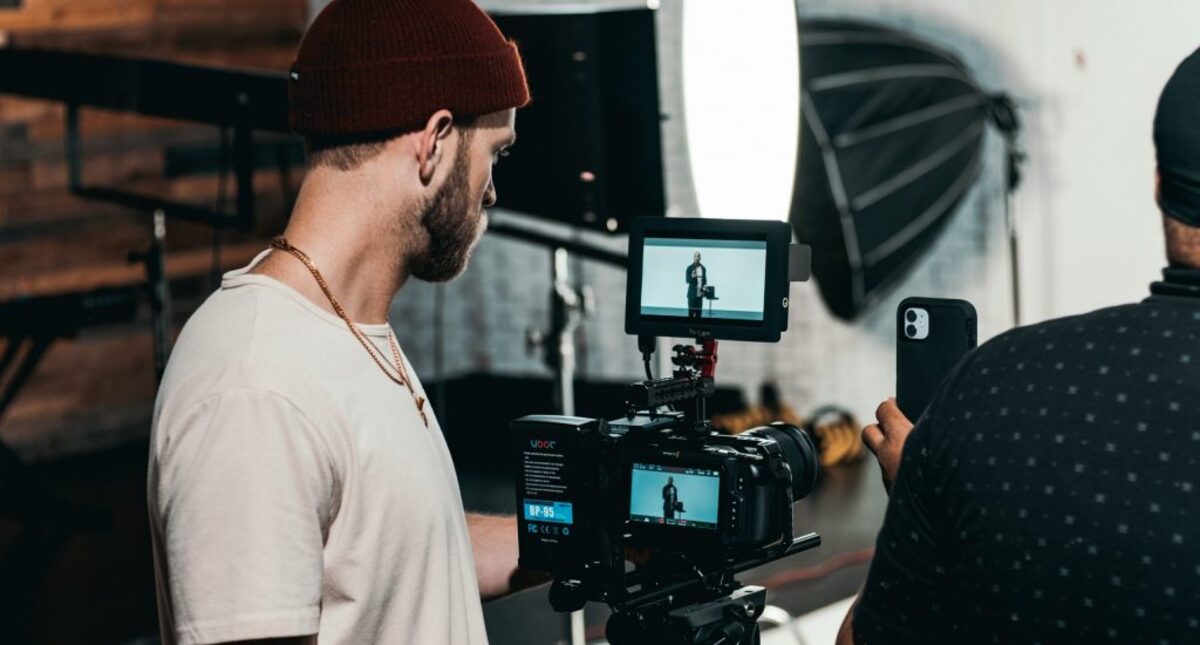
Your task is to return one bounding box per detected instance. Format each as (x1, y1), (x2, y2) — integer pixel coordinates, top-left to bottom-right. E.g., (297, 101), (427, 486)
(408, 142), (487, 283)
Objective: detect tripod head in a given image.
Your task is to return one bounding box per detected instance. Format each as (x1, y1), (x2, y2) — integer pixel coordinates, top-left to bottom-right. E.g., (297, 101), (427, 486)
(602, 533), (822, 645)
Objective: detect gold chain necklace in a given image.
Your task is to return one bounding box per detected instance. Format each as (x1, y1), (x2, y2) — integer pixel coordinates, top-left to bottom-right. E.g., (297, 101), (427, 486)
(270, 236), (429, 428)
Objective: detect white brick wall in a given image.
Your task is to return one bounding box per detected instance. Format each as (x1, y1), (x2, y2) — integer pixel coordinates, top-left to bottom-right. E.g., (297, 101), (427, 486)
(366, 0), (1199, 422)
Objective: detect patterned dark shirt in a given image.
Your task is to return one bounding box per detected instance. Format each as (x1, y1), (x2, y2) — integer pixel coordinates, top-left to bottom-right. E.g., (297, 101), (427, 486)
(855, 268), (1200, 644)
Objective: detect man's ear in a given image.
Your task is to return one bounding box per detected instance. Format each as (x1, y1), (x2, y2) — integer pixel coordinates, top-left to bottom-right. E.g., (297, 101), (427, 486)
(417, 109), (455, 185)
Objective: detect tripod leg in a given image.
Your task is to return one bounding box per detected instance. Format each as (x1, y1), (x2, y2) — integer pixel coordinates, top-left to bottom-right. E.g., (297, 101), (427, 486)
(0, 335), (108, 530)
(0, 336), (25, 381)
(0, 335), (51, 422)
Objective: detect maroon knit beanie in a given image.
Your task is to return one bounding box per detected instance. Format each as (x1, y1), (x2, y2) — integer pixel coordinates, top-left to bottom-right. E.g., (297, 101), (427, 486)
(288, 0), (530, 137)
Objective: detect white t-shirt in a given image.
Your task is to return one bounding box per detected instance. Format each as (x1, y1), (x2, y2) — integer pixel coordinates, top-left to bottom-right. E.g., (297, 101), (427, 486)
(148, 250), (487, 645)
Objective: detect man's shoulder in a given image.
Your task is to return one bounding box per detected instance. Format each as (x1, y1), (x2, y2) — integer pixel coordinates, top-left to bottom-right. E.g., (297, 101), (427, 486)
(928, 299), (1190, 430)
(171, 282), (313, 365)
(156, 284), (336, 419)
(923, 302), (1155, 426)
(973, 302), (1147, 360)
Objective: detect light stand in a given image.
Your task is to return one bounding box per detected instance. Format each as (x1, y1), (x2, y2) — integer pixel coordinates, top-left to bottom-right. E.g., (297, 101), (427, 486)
(126, 210), (173, 380)
(988, 94), (1025, 327)
(518, 237), (608, 645)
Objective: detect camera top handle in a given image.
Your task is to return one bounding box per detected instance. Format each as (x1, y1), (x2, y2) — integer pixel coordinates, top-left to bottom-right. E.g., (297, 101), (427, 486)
(629, 335), (720, 435)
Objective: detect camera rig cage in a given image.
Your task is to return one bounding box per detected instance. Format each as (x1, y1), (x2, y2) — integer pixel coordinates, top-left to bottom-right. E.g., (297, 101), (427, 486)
(514, 217), (818, 645)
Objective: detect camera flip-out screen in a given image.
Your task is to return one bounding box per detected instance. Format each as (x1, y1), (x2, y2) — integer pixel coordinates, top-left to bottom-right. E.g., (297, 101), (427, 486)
(626, 217), (793, 342)
(629, 462), (720, 530)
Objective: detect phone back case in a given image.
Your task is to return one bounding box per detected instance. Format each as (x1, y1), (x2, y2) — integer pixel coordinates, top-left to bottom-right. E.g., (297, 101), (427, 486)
(896, 297), (977, 420)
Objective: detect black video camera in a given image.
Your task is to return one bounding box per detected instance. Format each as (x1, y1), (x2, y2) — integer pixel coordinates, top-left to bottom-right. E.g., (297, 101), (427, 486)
(511, 218), (819, 645)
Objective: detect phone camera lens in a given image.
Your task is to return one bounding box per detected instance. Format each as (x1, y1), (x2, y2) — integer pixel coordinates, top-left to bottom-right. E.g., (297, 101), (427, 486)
(905, 310), (917, 323)
(905, 324), (917, 338)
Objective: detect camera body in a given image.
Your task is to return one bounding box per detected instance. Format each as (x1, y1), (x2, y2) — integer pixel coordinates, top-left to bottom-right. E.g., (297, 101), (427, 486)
(514, 410), (815, 582)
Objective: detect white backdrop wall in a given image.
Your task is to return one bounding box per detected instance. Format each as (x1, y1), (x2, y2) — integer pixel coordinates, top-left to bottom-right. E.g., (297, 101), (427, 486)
(298, 0), (1200, 423)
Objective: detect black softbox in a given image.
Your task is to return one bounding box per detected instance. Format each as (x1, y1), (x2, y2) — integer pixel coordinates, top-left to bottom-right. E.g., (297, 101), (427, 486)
(792, 19), (1017, 321)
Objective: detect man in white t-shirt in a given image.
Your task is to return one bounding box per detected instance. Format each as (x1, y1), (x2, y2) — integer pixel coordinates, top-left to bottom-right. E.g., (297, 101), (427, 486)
(147, 1), (532, 643)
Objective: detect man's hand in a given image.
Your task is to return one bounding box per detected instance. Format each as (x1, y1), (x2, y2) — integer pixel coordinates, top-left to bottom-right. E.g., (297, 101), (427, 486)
(466, 513), (520, 600)
(466, 513), (550, 600)
(861, 397), (914, 490)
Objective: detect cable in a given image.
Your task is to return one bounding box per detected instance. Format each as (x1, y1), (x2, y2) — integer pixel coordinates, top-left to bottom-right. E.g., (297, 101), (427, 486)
(638, 334), (656, 382)
(572, 225), (589, 379)
(757, 547), (875, 591)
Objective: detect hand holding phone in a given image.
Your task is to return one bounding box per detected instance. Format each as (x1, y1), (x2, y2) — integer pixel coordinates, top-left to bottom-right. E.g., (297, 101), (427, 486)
(861, 397), (915, 490)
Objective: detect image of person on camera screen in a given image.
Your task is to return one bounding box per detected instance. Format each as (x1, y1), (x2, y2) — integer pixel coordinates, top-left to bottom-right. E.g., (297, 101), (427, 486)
(662, 476), (679, 519)
(686, 252), (707, 319)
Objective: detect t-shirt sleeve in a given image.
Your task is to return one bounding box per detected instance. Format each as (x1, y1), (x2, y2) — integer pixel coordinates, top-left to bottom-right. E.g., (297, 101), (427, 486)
(853, 352), (978, 644)
(151, 388), (340, 645)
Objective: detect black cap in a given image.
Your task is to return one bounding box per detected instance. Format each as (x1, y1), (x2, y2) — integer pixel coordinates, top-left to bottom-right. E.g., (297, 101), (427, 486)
(1154, 47), (1200, 227)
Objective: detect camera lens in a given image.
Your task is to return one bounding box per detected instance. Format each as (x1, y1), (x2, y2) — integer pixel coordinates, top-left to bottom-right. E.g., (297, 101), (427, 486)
(905, 310), (917, 323)
(744, 424), (819, 500)
(906, 324), (917, 337)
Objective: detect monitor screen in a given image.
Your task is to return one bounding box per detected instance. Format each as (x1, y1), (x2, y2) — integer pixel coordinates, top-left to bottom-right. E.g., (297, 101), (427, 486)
(628, 462), (721, 530)
(639, 237), (768, 323)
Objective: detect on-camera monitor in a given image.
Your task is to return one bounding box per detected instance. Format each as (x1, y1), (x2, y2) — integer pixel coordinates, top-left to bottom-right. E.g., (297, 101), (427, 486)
(628, 462), (720, 530)
(625, 217), (791, 342)
(639, 238), (767, 322)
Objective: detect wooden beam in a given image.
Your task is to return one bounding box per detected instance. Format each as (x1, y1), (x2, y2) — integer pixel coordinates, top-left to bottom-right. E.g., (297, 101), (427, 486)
(0, 0), (157, 33)
(0, 329), (158, 461)
(0, 237), (269, 299)
(0, 0), (304, 35)
(0, 0), (307, 462)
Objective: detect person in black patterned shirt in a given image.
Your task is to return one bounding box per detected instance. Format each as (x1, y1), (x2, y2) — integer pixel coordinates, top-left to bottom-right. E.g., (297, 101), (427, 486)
(839, 47), (1200, 644)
